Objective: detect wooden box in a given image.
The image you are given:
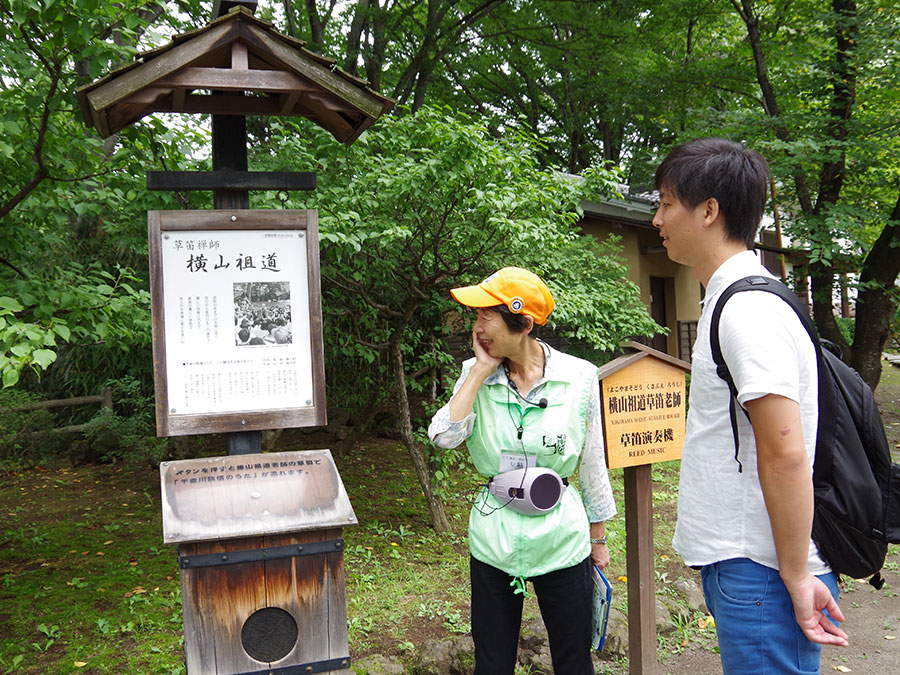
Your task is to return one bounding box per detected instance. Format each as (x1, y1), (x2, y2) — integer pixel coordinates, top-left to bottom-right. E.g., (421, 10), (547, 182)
(160, 449), (358, 674)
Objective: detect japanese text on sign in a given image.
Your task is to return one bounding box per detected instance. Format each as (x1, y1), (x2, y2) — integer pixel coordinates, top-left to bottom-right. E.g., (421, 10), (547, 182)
(601, 357), (687, 469)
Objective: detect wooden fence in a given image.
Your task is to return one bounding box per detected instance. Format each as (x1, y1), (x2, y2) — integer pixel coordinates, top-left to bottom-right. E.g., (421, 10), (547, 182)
(8, 389), (113, 436)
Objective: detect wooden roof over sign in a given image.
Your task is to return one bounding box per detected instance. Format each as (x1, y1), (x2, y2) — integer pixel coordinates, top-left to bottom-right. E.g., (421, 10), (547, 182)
(75, 6), (395, 144)
(596, 341), (692, 381)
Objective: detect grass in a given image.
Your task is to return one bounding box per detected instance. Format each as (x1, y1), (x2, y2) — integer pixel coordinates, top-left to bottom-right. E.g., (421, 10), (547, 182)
(0, 466), (185, 674)
(0, 442), (688, 673)
(1, 362), (898, 674)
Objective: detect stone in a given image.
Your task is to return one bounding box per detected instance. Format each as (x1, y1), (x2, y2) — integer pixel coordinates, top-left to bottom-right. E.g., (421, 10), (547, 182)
(352, 654), (405, 674)
(416, 636), (474, 675)
(519, 615), (549, 652)
(602, 607), (629, 659)
(519, 644), (554, 674)
(659, 593), (691, 627)
(673, 577), (708, 614)
(656, 596), (676, 636)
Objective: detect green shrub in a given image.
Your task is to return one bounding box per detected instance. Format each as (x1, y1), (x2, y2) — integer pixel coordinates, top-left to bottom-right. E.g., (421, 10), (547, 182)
(79, 377), (167, 465)
(0, 389), (66, 466)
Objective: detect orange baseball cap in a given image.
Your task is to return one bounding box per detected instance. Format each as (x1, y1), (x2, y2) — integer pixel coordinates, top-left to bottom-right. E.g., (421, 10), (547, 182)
(450, 267), (555, 325)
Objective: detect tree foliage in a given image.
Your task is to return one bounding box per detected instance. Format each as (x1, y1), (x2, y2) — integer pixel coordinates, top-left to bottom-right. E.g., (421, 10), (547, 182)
(258, 107), (658, 529)
(662, 0), (900, 386)
(3, 0), (897, 452)
(268, 0), (900, 388)
(0, 0), (204, 393)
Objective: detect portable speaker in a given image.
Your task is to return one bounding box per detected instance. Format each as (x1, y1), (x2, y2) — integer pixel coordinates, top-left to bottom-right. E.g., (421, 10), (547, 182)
(488, 467), (565, 515)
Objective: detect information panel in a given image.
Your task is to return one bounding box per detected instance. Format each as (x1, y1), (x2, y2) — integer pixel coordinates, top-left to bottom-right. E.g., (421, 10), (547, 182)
(160, 449), (357, 544)
(149, 210), (326, 436)
(161, 228), (312, 414)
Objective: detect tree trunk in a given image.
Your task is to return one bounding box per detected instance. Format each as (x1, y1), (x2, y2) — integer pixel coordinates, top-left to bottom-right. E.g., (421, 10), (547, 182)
(852, 194), (900, 388)
(305, 0), (327, 50)
(391, 332), (450, 532)
(852, 285), (895, 390)
(283, 0), (299, 38)
(342, 0), (370, 75)
(809, 261), (847, 352)
(334, 382), (393, 457)
(333, 397), (381, 458)
(363, 1), (387, 92)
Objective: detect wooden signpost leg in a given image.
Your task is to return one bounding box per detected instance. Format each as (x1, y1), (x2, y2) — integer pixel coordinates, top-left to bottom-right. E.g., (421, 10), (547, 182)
(625, 463), (657, 674)
(212, 109), (261, 456)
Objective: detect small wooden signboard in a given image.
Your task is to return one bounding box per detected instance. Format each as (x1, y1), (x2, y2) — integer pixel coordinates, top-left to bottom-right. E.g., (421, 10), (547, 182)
(161, 449), (357, 675)
(600, 345), (687, 469)
(598, 342), (690, 675)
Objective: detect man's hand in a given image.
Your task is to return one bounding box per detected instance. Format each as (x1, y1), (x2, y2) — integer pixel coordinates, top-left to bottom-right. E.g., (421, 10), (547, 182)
(785, 573), (848, 646)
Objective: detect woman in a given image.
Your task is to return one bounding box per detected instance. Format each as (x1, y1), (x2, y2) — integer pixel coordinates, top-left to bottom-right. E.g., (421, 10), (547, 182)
(428, 266), (616, 675)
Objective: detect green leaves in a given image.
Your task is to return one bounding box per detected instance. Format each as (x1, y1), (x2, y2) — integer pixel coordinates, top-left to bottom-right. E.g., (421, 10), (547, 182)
(0, 297), (24, 313)
(260, 108), (657, 419)
(30, 349), (57, 369)
(0, 264), (150, 388)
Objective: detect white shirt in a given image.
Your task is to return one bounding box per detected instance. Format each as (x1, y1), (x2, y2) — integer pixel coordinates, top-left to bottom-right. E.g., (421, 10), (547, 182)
(672, 250), (828, 573)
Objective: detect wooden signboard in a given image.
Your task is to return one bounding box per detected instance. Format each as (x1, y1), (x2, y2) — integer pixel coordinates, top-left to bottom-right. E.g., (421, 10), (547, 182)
(160, 449), (357, 544)
(148, 209), (327, 437)
(600, 350), (687, 469)
(598, 343), (690, 675)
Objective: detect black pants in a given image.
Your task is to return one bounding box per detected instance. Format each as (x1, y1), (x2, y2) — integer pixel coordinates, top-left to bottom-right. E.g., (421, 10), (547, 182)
(470, 555), (594, 675)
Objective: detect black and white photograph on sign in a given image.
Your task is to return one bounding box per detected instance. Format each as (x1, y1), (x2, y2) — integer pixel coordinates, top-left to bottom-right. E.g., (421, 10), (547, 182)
(234, 281), (293, 346)
(159, 229), (313, 417)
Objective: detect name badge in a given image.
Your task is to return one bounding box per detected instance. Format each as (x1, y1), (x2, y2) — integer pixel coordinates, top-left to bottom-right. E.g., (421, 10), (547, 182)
(499, 452), (528, 473)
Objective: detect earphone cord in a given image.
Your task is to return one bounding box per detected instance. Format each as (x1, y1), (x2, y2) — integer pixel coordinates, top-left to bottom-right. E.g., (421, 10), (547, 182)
(470, 373), (530, 517)
(472, 360), (551, 517)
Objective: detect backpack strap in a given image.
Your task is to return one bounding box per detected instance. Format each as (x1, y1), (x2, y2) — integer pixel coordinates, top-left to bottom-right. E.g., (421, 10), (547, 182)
(709, 275), (820, 473)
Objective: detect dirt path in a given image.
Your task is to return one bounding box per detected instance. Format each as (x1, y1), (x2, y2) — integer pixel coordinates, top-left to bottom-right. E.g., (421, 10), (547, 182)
(658, 561), (900, 674)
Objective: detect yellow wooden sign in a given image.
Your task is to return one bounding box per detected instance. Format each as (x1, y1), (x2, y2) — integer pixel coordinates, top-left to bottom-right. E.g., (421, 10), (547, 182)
(600, 347), (688, 469)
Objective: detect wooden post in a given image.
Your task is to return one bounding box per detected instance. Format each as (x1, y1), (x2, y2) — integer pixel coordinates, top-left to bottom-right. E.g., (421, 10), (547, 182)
(213, 0), (252, 456)
(597, 344), (691, 675)
(212, 115), (249, 210)
(625, 464), (656, 674)
(101, 387), (113, 412)
(212, 95), (258, 456)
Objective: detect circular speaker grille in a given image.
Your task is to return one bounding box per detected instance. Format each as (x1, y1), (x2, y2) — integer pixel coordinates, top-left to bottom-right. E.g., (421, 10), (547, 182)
(241, 607), (298, 663)
(530, 474), (562, 510)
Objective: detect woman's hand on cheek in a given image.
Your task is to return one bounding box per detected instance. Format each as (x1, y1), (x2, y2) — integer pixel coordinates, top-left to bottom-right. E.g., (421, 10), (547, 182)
(472, 328), (502, 370)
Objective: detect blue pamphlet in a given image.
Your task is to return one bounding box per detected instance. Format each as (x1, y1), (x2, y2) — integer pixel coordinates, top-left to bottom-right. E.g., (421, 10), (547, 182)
(591, 564), (612, 652)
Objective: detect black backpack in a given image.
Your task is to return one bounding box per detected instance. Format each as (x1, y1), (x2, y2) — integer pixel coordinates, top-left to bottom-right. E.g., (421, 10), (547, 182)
(710, 275), (900, 588)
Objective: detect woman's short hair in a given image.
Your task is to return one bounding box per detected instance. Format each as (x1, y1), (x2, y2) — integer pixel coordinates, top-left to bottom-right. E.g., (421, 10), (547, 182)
(654, 137), (770, 249)
(486, 304), (534, 334)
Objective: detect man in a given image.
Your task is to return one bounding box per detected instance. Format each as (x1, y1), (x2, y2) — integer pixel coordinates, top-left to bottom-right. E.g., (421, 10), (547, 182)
(653, 138), (848, 673)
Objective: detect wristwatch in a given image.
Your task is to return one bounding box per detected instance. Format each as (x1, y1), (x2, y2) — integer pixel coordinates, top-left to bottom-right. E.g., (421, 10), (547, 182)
(590, 536), (607, 545)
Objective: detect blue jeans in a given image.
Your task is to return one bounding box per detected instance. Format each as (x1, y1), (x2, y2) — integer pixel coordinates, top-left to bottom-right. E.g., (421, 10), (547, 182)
(701, 558), (840, 675)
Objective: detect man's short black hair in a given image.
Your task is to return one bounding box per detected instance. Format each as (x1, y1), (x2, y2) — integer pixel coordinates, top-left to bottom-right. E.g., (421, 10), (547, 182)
(654, 138), (770, 249)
